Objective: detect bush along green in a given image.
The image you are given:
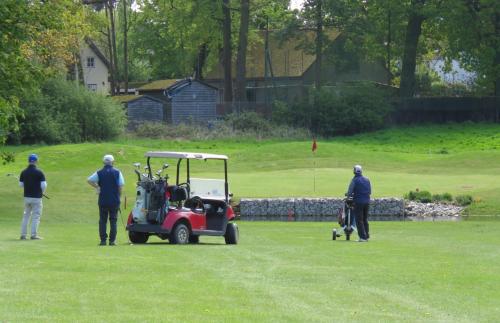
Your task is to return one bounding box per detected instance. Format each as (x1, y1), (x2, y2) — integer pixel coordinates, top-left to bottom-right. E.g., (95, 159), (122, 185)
(455, 195), (474, 206)
(272, 82), (393, 137)
(432, 192), (453, 203)
(19, 78), (126, 144)
(406, 190), (433, 203)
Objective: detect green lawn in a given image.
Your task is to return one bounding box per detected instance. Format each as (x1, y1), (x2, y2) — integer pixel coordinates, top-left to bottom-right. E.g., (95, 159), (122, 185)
(1, 124), (500, 321)
(1, 221), (499, 322)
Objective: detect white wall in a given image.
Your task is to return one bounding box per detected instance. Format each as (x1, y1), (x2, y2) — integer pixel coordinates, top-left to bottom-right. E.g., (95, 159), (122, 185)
(80, 45), (110, 95)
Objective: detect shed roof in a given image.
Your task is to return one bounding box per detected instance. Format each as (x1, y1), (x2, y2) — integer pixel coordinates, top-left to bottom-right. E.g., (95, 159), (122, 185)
(112, 95), (142, 103)
(138, 79), (178, 91)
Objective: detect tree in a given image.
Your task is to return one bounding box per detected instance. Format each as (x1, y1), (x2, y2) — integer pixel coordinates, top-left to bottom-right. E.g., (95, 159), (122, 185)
(0, 0), (90, 143)
(437, 0), (500, 95)
(399, 0), (427, 97)
(235, 0), (250, 102)
(222, 0), (233, 102)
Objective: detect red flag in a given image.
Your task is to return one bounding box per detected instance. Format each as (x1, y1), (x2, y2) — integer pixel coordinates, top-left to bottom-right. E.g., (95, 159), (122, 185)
(312, 139), (317, 153)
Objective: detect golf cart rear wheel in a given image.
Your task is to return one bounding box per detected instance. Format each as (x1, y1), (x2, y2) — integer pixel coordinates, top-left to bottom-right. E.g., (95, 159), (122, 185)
(170, 224), (190, 244)
(346, 233), (350, 241)
(224, 222), (239, 244)
(129, 231), (149, 244)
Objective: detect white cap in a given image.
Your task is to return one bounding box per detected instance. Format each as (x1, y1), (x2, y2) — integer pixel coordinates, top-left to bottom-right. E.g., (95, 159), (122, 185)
(353, 165), (362, 174)
(103, 154), (115, 164)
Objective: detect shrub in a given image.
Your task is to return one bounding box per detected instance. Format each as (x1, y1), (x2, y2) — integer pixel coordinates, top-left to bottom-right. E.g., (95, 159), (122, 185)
(455, 194), (473, 206)
(432, 192), (453, 203)
(133, 114), (310, 141)
(407, 190), (432, 203)
(19, 78), (125, 144)
(273, 82), (393, 137)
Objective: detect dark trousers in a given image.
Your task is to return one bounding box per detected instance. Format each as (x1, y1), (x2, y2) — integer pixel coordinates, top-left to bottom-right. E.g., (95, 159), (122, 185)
(354, 203), (370, 240)
(99, 206), (118, 242)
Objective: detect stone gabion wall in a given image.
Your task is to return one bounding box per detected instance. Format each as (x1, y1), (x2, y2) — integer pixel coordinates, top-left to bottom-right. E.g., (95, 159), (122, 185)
(239, 198), (405, 221)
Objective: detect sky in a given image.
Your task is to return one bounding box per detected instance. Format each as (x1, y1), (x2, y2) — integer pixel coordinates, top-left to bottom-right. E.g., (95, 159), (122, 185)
(289, 0), (305, 10)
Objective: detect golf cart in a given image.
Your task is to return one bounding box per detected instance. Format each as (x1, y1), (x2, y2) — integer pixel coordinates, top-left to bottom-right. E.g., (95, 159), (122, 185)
(332, 196), (356, 241)
(126, 151), (238, 245)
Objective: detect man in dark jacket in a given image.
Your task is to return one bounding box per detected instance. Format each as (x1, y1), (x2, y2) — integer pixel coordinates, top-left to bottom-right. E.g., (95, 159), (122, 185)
(19, 154), (47, 240)
(87, 154), (125, 246)
(347, 165), (371, 242)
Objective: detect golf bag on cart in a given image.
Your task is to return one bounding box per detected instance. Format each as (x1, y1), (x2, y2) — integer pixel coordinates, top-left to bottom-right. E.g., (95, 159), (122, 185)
(131, 175), (169, 225)
(332, 196), (357, 240)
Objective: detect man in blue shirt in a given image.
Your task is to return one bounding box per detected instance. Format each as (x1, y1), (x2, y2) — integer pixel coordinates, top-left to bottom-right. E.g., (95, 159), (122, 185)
(87, 154), (125, 246)
(347, 165), (372, 242)
(19, 154), (47, 240)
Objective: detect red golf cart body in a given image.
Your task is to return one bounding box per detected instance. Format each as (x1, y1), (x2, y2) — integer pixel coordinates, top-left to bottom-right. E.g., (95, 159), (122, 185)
(126, 151), (238, 244)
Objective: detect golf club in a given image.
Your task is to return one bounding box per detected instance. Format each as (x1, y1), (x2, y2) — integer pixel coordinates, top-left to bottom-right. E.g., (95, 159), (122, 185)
(6, 173), (50, 199)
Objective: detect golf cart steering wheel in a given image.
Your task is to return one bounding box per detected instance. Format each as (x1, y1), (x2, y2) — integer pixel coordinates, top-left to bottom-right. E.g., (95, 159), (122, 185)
(186, 196), (205, 212)
(177, 182), (190, 195)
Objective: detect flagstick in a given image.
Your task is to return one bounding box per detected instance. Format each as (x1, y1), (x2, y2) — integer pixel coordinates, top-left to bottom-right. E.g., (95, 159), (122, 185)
(313, 156), (316, 193)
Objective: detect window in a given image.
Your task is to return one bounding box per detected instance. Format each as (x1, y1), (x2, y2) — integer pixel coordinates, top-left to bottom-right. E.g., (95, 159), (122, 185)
(87, 84), (97, 92)
(87, 57), (95, 68)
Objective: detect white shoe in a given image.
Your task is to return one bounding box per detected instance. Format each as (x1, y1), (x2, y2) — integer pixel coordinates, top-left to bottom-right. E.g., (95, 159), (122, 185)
(357, 239), (367, 242)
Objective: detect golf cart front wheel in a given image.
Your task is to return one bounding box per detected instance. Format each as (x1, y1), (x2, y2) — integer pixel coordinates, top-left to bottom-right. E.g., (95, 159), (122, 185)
(224, 222), (239, 244)
(170, 223), (190, 244)
(332, 229), (337, 240)
(346, 233), (350, 241)
(129, 231), (149, 244)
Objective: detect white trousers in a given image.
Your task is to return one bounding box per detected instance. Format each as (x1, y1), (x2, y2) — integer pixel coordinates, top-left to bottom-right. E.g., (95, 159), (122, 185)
(21, 197), (43, 237)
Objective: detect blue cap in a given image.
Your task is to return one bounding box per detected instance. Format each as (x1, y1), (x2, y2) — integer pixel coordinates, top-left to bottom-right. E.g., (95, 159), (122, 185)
(28, 154), (38, 162)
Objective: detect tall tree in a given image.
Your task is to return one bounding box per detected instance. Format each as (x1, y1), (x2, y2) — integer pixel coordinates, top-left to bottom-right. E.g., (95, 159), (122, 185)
(399, 0), (426, 97)
(122, 0), (129, 93)
(235, 0), (250, 102)
(437, 0), (500, 95)
(222, 0), (233, 103)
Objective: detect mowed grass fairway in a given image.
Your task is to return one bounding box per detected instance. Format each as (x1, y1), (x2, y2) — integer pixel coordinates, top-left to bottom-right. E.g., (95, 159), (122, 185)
(1, 124), (500, 321)
(1, 222), (500, 322)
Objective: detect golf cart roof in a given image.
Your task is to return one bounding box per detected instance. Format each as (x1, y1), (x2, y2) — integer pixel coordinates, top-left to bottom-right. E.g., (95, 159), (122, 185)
(145, 151), (228, 160)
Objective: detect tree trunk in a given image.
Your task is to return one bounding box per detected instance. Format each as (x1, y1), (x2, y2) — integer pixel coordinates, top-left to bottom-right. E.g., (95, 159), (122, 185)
(194, 43), (208, 80)
(123, 0), (128, 94)
(222, 0), (233, 103)
(495, 11), (500, 96)
(108, 0), (120, 95)
(386, 4), (392, 85)
(314, 0), (323, 89)
(105, 5), (116, 95)
(400, 0), (425, 97)
(235, 0), (249, 103)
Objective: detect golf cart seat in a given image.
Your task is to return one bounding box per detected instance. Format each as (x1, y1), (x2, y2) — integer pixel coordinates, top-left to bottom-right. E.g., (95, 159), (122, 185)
(168, 186), (188, 207)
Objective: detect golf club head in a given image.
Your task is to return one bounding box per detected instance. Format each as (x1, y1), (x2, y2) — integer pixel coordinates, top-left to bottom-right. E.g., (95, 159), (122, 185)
(162, 163), (169, 169)
(133, 162), (141, 169)
(144, 166), (149, 171)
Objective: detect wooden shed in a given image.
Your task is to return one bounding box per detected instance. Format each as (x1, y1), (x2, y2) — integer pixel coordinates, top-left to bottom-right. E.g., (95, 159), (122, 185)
(165, 79), (218, 124)
(126, 95), (166, 123)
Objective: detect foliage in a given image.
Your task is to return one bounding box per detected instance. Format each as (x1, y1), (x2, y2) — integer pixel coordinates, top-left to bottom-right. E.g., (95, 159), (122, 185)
(133, 113), (311, 141)
(18, 79), (126, 144)
(406, 190), (432, 203)
(0, 151), (15, 165)
(273, 83), (393, 136)
(435, 0), (500, 94)
(0, 0), (91, 143)
(455, 194), (474, 206)
(432, 192), (453, 203)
